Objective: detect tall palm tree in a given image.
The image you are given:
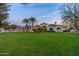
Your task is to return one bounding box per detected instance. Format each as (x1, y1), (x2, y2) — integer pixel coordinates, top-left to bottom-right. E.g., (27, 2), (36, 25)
(29, 17), (36, 31)
(23, 18), (29, 31)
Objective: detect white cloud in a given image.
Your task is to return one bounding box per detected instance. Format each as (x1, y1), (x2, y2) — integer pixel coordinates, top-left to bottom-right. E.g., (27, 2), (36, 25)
(37, 10), (63, 24)
(37, 10), (60, 19)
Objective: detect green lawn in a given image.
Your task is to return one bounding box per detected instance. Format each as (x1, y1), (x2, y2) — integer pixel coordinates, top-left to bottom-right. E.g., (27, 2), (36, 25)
(0, 32), (79, 56)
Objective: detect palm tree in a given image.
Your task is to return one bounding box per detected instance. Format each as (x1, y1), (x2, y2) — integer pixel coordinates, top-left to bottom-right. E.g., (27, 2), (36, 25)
(23, 18), (29, 31)
(29, 17), (36, 31)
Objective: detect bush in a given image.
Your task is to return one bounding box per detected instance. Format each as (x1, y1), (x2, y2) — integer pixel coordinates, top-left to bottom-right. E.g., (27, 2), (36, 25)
(33, 28), (42, 33)
(33, 29), (37, 32)
(10, 24), (17, 29)
(63, 30), (70, 32)
(37, 28), (42, 32)
(47, 30), (56, 32)
(41, 26), (47, 32)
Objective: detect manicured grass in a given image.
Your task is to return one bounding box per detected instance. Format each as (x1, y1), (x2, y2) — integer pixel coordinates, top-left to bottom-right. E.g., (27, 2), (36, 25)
(0, 32), (79, 56)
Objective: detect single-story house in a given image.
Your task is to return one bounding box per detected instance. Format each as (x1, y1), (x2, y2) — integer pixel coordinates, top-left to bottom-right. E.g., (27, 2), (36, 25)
(40, 23), (66, 32)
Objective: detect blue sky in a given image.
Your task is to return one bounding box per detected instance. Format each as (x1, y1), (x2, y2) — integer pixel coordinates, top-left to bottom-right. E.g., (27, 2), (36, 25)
(8, 3), (63, 26)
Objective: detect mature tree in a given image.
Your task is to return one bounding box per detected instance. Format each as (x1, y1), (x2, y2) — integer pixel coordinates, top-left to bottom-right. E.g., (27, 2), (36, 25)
(41, 23), (47, 26)
(4, 26), (10, 30)
(61, 3), (79, 31)
(2, 21), (10, 26)
(23, 18), (29, 31)
(10, 24), (17, 29)
(29, 17), (36, 30)
(1, 21), (10, 30)
(0, 3), (9, 28)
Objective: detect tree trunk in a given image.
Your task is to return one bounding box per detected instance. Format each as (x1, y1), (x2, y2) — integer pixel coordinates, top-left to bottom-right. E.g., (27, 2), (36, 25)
(32, 22), (34, 31)
(25, 23), (28, 32)
(74, 17), (79, 32)
(0, 21), (2, 28)
(75, 25), (79, 32)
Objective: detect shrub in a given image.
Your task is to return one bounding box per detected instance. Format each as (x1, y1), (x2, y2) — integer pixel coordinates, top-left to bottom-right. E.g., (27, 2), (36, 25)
(33, 27), (42, 33)
(41, 26), (47, 32)
(10, 24), (17, 29)
(37, 27), (42, 32)
(33, 29), (37, 32)
(63, 30), (70, 32)
(47, 30), (55, 32)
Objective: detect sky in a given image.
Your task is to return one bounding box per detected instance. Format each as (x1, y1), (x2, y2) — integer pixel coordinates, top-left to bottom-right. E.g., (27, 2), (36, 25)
(8, 3), (63, 26)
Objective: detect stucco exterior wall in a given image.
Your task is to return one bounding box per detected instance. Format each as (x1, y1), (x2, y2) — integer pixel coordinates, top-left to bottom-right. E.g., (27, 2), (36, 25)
(47, 26), (64, 32)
